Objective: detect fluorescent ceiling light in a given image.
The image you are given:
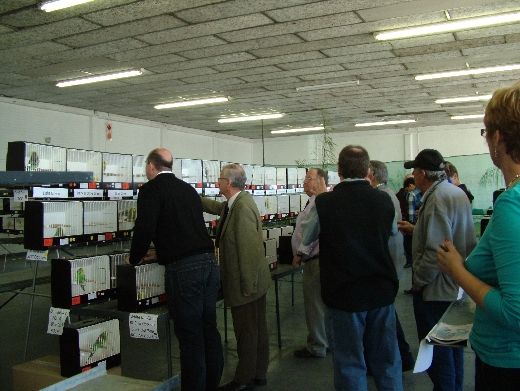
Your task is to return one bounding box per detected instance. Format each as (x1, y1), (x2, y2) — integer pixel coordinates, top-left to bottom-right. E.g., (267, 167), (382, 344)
(218, 114), (283, 123)
(56, 70), (142, 87)
(451, 114), (484, 120)
(40, 0), (94, 12)
(435, 95), (492, 104)
(355, 119), (416, 127)
(155, 97), (228, 109)
(375, 11), (520, 40)
(416, 64), (520, 80)
(296, 81), (359, 92)
(271, 126), (324, 134)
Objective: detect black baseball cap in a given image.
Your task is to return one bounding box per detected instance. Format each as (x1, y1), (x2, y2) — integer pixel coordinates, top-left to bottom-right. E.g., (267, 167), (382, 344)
(404, 149), (446, 171)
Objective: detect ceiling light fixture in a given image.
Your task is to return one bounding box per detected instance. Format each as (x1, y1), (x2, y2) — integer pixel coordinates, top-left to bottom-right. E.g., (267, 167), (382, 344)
(416, 64), (520, 80)
(435, 95), (492, 104)
(271, 126), (324, 134)
(375, 11), (520, 40)
(218, 114), (283, 123)
(40, 0), (94, 12)
(355, 119), (417, 127)
(155, 97), (228, 109)
(56, 69), (142, 87)
(451, 114), (485, 120)
(296, 80), (359, 92)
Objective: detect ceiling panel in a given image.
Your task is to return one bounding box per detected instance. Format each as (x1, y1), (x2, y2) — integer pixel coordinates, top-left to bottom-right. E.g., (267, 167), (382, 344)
(0, 0), (519, 139)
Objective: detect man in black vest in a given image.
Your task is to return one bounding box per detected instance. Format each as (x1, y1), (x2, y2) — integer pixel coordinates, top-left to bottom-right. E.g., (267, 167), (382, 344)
(300, 145), (403, 390)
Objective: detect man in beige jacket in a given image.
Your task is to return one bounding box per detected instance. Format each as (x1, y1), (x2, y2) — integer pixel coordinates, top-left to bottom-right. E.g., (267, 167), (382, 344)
(201, 163), (271, 391)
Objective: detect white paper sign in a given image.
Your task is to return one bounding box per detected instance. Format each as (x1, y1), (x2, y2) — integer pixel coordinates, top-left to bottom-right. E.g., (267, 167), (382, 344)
(13, 189), (28, 203)
(129, 313), (159, 339)
(26, 249), (49, 262)
(413, 339), (433, 373)
(47, 307), (70, 335)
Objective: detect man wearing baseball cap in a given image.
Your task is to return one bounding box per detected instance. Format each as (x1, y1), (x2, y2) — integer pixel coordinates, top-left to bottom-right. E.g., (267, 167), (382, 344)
(398, 149), (476, 391)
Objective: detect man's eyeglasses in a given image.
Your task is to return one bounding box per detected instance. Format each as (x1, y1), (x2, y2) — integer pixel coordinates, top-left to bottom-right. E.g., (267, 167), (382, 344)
(303, 177), (317, 182)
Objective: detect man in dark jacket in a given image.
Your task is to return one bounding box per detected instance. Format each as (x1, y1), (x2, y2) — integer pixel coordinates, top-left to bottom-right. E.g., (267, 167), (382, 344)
(300, 145), (403, 390)
(126, 148), (223, 391)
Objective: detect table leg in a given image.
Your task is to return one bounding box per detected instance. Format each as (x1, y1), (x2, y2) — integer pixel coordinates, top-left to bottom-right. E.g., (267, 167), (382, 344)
(275, 277), (281, 348)
(166, 319), (172, 378)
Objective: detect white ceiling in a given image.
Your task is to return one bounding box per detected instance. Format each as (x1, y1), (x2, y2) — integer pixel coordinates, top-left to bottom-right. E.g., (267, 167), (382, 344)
(1, 0), (519, 139)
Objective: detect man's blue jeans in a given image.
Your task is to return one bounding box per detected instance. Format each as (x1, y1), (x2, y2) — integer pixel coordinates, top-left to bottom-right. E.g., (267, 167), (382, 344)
(165, 253), (224, 391)
(413, 291), (464, 391)
(326, 304), (403, 391)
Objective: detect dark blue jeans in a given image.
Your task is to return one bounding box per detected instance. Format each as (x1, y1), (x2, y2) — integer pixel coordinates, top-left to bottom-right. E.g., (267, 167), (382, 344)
(413, 291), (464, 391)
(165, 253), (224, 391)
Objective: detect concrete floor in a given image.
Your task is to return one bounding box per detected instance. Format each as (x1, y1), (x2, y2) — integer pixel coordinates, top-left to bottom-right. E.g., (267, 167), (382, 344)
(0, 264), (475, 391)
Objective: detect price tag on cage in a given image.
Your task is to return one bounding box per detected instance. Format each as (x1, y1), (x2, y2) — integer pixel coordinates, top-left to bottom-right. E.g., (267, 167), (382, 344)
(129, 313), (159, 339)
(47, 307), (70, 335)
(13, 189), (28, 203)
(26, 249), (49, 262)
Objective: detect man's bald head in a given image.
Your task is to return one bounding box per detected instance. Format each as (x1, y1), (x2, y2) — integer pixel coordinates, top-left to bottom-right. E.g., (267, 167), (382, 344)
(146, 148), (173, 171)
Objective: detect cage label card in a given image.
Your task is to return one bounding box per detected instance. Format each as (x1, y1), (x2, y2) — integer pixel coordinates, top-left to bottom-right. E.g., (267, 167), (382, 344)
(26, 249), (49, 262)
(129, 313), (159, 339)
(47, 307), (70, 335)
(13, 189), (28, 202)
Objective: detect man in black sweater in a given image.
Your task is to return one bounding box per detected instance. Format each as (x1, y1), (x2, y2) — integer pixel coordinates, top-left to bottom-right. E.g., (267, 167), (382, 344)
(300, 145), (403, 390)
(126, 148), (223, 391)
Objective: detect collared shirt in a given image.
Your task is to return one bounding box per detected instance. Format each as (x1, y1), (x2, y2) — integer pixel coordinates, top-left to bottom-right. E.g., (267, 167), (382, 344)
(227, 190), (240, 209)
(407, 188), (422, 223)
(292, 195), (319, 259)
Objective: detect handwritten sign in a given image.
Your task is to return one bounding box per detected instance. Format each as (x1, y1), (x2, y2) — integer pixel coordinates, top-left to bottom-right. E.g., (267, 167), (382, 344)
(47, 307), (70, 335)
(129, 313), (159, 339)
(26, 249), (49, 262)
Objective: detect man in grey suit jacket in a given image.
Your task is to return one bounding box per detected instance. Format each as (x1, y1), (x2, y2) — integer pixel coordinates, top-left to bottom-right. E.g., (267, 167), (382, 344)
(202, 164), (271, 391)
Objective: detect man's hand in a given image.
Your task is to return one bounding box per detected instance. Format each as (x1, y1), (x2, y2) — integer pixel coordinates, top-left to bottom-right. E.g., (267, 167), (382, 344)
(124, 255), (131, 265)
(292, 254), (302, 270)
(311, 177), (328, 197)
(397, 220), (415, 235)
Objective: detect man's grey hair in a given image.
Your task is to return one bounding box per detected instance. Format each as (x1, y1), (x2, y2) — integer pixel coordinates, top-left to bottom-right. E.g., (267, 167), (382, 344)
(424, 170), (447, 181)
(222, 163), (247, 190)
(309, 167), (329, 186)
(369, 160), (388, 184)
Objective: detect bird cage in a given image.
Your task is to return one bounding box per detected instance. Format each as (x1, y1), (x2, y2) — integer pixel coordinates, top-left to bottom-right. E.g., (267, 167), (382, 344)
(24, 201), (83, 250)
(51, 255), (113, 308)
(109, 252), (128, 289)
(101, 152), (132, 183)
(276, 167), (287, 191)
(117, 200), (137, 231)
(82, 201), (118, 234)
(289, 194), (301, 214)
(253, 195), (267, 217)
(117, 263), (166, 311)
(66, 149), (102, 182)
(6, 141), (66, 172)
(202, 160), (220, 183)
(287, 168), (298, 191)
(265, 195), (278, 216)
(297, 168), (307, 190)
(277, 195), (290, 215)
(241, 164), (254, 189)
(132, 155), (147, 184)
(60, 318), (120, 377)
(181, 159), (202, 183)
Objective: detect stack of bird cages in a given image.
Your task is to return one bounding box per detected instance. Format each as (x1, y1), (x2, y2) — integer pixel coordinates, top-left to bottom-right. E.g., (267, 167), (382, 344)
(60, 318), (121, 377)
(82, 201), (118, 235)
(51, 255), (114, 308)
(117, 262), (166, 311)
(132, 154), (147, 184)
(66, 149), (102, 182)
(6, 141), (67, 172)
(24, 201), (83, 249)
(117, 200), (137, 232)
(109, 252), (129, 289)
(101, 153), (132, 184)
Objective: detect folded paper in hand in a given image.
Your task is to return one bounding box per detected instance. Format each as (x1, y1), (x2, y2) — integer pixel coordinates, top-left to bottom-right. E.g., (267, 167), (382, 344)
(427, 322), (472, 346)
